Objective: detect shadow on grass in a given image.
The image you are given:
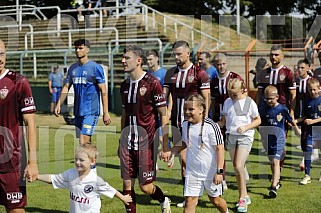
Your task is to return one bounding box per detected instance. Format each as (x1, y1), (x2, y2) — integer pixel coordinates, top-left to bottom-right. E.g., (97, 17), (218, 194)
(96, 162), (120, 170)
(26, 207), (68, 213)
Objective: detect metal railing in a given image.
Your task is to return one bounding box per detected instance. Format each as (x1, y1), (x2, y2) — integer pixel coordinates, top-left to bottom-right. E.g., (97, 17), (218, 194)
(0, 24), (33, 50)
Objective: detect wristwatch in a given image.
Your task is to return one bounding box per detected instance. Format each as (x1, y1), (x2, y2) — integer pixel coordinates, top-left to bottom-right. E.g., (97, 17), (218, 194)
(217, 168), (224, 174)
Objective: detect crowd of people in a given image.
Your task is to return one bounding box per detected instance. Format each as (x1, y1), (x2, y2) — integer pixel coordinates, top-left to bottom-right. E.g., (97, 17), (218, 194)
(2, 37), (321, 213)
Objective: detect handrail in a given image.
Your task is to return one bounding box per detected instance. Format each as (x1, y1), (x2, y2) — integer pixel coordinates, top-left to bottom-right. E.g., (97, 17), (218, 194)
(24, 27), (119, 50)
(0, 24), (33, 50)
(138, 3), (224, 49)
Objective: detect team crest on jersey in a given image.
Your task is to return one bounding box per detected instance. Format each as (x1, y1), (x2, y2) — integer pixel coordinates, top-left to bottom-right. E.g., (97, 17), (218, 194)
(279, 74), (285, 81)
(318, 104), (321, 112)
(188, 76), (194, 83)
(140, 86), (147, 96)
(84, 185), (94, 193)
(0, 87), (9, 99)
(276, 113), (283, 122)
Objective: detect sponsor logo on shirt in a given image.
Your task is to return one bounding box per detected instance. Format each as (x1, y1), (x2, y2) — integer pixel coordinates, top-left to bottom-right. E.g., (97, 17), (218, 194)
(154, 94), (165, 101)
(24, 97), (34, 106)
(7, 192), (22, 204)
(70, 192), (90, 204)
(143, 171), (154, 180)
(84, 185), (94, 193)
(0, 87), (8, 99)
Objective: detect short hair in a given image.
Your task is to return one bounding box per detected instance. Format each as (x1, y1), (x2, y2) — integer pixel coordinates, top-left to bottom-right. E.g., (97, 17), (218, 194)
(74, 39), (91, 48)
(264, 85), (278, 96)
(172, 40), (189, 49)
(199, 51), (211, 59)
(145, 49), (159, 58)
(270, 44), (283, 52)
(297, 58), (310, 66)
(308, 78), (320, 88)
(227, 78), (246, 93)
(123, 45), (145, 58)
(212, 53), (227, 63)
(75, 143), (98, 161)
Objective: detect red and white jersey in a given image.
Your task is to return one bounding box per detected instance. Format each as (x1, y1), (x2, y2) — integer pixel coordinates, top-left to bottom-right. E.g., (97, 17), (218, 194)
(257, 65), (296, 106)
(120, 73), (166, 151)
(210, 71), (243, 121)
(295, 76), (312, 118)
(51, 168), (117, 213)
(0, 69), (36, 172)
(164, 64), (210, 128)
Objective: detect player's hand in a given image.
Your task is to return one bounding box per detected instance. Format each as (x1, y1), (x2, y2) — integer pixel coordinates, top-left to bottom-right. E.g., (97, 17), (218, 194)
(294, 127), (302, 136)
(304, 119), (313, 126)
(214, 174), (223, 185)
(237, 126), (246, 134)
(103, 112), (111, 125)
(122, 194), (132, 205)
(24, 161), (39, 182)
(161, 151), (172, 162)
(54, 105), (60, 117)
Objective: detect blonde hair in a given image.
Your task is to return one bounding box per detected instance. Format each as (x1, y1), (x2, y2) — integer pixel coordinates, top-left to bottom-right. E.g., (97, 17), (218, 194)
(307, 78), (320, 88)
(75, 143), (98, 161)
(185, 94), (206, 149)
(264, 85), (278, 96)
(227, 78), (246, 94)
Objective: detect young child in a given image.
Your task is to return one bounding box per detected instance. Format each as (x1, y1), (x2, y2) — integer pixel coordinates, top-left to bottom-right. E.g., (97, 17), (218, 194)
(297, 78), (321, 184)
(259, 85), (301, 198)
(217, 78), (261, 213)
(38, 143), (132, 213)
(162, 94), (228, 213)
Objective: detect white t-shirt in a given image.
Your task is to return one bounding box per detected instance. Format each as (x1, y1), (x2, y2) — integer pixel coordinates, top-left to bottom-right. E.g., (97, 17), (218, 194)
(182, 117), (224, 180)
(51, 168), (117, 213)
(222, 96), (259, 137)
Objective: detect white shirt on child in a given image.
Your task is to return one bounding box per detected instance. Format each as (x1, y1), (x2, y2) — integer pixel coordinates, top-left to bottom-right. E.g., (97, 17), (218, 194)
(222, 97), (259, 137)
(51, 168), (117, 213)
(182, 117), (224, 180)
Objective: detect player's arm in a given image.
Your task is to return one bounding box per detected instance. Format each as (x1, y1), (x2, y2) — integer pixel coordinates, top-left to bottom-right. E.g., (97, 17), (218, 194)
(54, 82), (70, 116)
(48, 80), (53, 94)
(161, 140), (186, 163)
(158, 105), (170, 152)
(23, 113), (38, 182)
(238, 116), (261, 134)
(256, 88), (264, 105)
(163, 87), (171, 119)
(289, 89), (296, 118)
(214, 143), (225, 184)
(114, 190), (132, 205)
(201, 88), (211, 117)
(37, 174), (52, 184)
(98, 82), (111, 125)
(217, 115), (226, 128)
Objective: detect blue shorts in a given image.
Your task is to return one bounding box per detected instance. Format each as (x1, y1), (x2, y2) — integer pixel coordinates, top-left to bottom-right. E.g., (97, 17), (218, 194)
(51, 87), (62, 103)
(75, 115), (99, 138)
(262, 135), (285, 160)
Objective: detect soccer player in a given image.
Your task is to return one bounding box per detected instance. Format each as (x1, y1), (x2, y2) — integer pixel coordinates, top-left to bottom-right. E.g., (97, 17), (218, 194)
(55, 39), (111, 144)
(259, 85), (300, 198)
(0, 39), (38, 212)
(48, 65), (64, 115)
(198, 51), (218, 81)
(296, 78), (321, 185)
(210, 52), (246, 190)
(162, 94), (228, 213)
(163, 40), (210, 208)
(119, 45), (171, 213)
(38, 143), (132, 212)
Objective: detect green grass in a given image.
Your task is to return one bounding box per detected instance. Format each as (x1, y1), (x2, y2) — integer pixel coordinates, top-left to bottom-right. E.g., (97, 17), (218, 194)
(1, 114), (321, 212)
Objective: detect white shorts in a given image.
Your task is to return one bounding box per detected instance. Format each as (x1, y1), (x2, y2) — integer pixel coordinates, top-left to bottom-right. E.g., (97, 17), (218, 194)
(184, 176), (223, 198)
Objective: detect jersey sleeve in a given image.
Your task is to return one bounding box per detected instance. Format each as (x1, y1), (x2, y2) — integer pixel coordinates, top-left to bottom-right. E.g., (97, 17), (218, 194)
(95, 64), (106, 84)
(96, 176), (117, 198)
(287, 69), (296, 90)
(65, 65), (74, 85)
(250, 99), (260, 118)
(17, 76), (36, 114)
(50, 169), (72, 189)
(197, 69), (210, 90)
(153, 79), (167, 108)
(221, 98), (230, 116)
(283, 106), (293, 123)
(208, 121), (224, 146)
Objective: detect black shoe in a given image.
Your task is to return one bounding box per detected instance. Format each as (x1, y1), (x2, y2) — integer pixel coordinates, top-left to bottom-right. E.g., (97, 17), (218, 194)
(269, 187), (277, 198)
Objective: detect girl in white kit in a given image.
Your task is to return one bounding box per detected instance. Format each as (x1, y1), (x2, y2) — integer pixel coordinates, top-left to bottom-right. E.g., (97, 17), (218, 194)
(162, 93), (228, 213)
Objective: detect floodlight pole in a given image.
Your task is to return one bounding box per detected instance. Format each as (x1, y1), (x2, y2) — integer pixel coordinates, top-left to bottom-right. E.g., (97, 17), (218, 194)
(16, 0), (19, 21)
(236, 0), (240, 34)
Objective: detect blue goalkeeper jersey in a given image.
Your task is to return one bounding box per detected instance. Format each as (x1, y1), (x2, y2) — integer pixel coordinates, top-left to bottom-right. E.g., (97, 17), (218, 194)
(147, 67), (167, 86)
(65, 60), (105, 116)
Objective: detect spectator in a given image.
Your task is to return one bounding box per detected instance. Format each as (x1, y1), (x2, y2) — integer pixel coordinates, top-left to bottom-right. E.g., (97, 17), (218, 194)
(198, 51), (218, 81)
(48, 65), (64, 115)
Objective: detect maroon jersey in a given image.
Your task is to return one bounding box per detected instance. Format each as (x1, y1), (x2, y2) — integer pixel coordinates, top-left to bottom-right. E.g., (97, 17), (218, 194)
(257, 66), (296, 107)
(164, 64), (210, 128)
(120, 73), (166, 151)
(210, 71), (243, 121)
(0, 70), (36, 172)
(295, 76), (312, 118)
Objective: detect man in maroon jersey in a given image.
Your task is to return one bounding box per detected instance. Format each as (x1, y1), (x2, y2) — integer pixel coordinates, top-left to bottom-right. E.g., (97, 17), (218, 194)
(0, 40), (38, 212)
(119, 45), (171, 213)
(163, 40), (210, 207)
(256, 45), (296, 171)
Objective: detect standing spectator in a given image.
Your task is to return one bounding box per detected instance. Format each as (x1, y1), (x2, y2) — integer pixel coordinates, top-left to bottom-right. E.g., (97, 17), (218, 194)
(296, 78), (321, 185)
(256, 45), (296, 168)
(198, 51), (218, 81)
(48, 65), (64, 115)
(211, 52), (247, 190)
(83, 0), (93, 28)
(217, 78), (261, 212)
(250, 58), (269, 89)
(163, 40), (210, 208)
(55, 39), (111, 144)
(69, 0), (80, 29)
(119, 45), (171, 213)
(0, 39), (38, 212)
(38, 143), (132, 212)
(162, 94), (228, 213)
(259, 85), (300, 198)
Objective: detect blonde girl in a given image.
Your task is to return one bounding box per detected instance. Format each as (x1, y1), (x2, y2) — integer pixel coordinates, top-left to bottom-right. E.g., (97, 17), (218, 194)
(218, 78), (261, 213)
(162, 94), (228, 213)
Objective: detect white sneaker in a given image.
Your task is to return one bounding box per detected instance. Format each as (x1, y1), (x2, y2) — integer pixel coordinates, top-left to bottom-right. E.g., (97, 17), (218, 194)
(296, 145), (301, 150)
(300, 175), (311, 185)
(223, 180), (228, 190)
(161, 197), (171, 213)
(312, 154), (319, 162)
(176, 200), (185, 208)
(167, 154), (175, 168)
